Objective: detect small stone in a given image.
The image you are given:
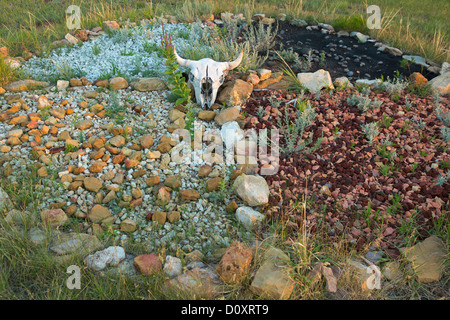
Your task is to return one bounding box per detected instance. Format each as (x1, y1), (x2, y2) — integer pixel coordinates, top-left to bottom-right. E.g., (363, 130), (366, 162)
(88, 205), (112, 223)
(233, 174), (269, 206)
(180, 189), (201, 201)
(152, 211), (167, 225)
(164, 256), (182, 278)
(235, 206), (265, 230)
(139, 134), (154, 149)
(167, 211), (180, 223)
(120, 218), (137, 232)
(83, 177), (103, 192)
(164, 175), (182, 189)
(214, 106), (240, 125)
(198, 164), (213, 177)
(198, 110), (217, 121)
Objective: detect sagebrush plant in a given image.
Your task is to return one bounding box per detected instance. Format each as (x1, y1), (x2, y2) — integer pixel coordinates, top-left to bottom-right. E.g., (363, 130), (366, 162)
(275, 98), (322, 156)
(276, 44), (300, 64)
(435, 103), (450, 143)
(244, 21), (278, 54)
(347, 94), (382, 112)
(160, 23), (191, 105)
(361, 122), (379, 144)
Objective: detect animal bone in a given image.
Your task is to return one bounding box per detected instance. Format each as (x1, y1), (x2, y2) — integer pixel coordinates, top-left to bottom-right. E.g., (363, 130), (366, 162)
(174, 48), (243, 109)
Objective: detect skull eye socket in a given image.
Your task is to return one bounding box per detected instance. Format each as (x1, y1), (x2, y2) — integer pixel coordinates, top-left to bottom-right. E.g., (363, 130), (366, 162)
(189, 72), (195, 82)
(219, 74), (225, 85)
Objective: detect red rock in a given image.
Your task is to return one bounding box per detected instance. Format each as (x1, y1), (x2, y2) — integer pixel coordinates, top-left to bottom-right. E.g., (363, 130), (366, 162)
(134, 254), (162, 276)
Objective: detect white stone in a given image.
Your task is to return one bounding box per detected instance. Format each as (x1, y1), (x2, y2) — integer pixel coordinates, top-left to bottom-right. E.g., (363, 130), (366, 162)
(233, 174), (269, 206)
(57, 80), (70, 91)
(297, 69), (334, 92)
(84, 246), (125, 271)
(402, 55), (430, 68)
(65, 33), (79, 45)
(235, 206), (265, 230)
(350, 32), (369, 43)
(440, 62), (450, 75)
(164, 255), (182, 278)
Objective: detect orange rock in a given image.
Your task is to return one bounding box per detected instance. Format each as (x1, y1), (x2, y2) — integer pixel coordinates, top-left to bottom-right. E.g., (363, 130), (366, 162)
(112, 154), (125, 164)
(409, 72), (428, 87)
(60, 99), (69, 106)
(49, 126), (59, 136)
(79, 101), (89, 109)
(7, 104), (20, 114)
(66, 108), (74, 115)
(216, 241), (253, 284)
(8, 115), (27, 125)
(27, 121), (39, 129)
(41, 125), (49, 135)
(133, 254), (162, 276)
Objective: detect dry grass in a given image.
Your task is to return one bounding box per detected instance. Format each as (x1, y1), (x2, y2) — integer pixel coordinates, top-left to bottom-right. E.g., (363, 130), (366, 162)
(0, 0), (448, 64)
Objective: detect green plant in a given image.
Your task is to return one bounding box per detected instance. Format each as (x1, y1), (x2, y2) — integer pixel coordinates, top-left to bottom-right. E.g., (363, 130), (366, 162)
(435, 104), (450, 143)
(92, 43), (101, 55)
(244, 21), (278, 54)
(276, 51), (307, 92)
(275, 99), (322, 156)
(160, 24), (191, 105)
(0, 57), (19, 86)
(120, 48), (135, 56)
(333, 14), (369, 33)
(347, 94), (382, 112)
(276, 46), (300, 64)
(64, 143), (79, 154)
(379, 114), (393, 128)
(361, 122), (379, 144)
(319, 52), (326, 68)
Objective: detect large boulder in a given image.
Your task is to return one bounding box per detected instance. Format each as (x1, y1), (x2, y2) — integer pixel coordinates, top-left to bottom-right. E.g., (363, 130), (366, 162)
(297, 69), (334, 92)
(217, 79), (253, 106)
(216, 241), (253, 284)
(400, 235), (447, 283)
(428, 72), (450, 95)
(250, 247), (294, 299)
(232, 174), (269, 206)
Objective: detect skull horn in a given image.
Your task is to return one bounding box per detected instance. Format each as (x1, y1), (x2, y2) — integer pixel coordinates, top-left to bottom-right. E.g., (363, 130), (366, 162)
(173, 47), (192, 68)
(224, 50), (244, 71)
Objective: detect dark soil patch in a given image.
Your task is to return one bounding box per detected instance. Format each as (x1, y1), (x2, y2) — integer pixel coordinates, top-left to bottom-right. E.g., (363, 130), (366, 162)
(243, 87), (449, 254)
(266, 21), (439, 82)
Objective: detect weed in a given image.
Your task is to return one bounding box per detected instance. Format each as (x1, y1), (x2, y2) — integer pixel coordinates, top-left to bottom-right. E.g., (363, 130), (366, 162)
(92, 43), (101, 55)
(379, 114), (394, 128)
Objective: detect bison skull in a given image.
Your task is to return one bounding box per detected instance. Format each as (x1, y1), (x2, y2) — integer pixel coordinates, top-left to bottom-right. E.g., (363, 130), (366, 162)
(174, 48), (243, 109)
